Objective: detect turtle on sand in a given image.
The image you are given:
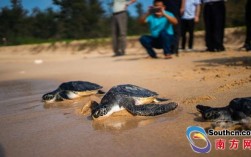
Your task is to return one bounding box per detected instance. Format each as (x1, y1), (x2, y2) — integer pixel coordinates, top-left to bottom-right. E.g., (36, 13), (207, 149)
(90, 84), (178, 119)
(42, 81), (104, 103)
(196, 97), (251, 129)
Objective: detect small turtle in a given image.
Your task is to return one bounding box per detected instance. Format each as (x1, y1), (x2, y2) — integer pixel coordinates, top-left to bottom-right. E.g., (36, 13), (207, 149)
(42, 81), (104, 103)
(91, 84), (178, 119)
(196, 97), (251, 121)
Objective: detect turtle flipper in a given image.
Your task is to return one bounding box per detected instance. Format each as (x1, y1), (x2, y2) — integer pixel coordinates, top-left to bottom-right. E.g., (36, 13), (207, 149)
(154, 97), (170, 102)
(97, 90), (106, 94)
(58, 91), (70, 100)
(81, 101), (99, 114)
(123, 98), (178, 116)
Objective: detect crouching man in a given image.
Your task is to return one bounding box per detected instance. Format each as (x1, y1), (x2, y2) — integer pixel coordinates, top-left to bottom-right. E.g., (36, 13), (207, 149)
(139, 0), (178, 59)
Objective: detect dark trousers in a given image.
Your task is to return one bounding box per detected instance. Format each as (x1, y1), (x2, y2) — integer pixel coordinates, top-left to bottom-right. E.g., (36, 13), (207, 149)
(245, 0), (251, 46)
(203, 1), (226, 51)
(163, 0), (182, 55)
(112, 11), (127, 55)
(181, 19), (195, 49)
(139, 31), (173, 58)
(245, 20), (251, 46)
(171, 17), (181, 54)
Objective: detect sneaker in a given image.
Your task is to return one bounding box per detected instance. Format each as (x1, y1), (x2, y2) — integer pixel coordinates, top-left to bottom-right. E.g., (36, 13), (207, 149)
(186, 48), (193, 52)
(179, 48), (185, 52)
(239, 44), (251, 51)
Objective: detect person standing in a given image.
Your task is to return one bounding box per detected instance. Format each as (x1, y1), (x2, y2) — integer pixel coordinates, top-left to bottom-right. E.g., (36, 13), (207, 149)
(181, 0), (201, 51)
(112, 0), (137, 57)
(162, 0), (186, 56)
(202, 0), (226, 52)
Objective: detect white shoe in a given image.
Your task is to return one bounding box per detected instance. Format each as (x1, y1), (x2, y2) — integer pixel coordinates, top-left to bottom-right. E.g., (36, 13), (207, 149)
(179, 49), (185, 52)
(186, 48), (193, 52)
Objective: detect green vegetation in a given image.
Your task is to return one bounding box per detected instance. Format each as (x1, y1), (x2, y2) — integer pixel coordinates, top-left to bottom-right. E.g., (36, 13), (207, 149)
(0, 0), (246, 46)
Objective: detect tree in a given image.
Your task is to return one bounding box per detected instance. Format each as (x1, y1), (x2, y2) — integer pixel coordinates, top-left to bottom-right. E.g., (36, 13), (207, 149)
(135, 2), (144, 18)
(0, 0), (28, 44)
(52, 0), (104, 39)
(30, 8), (58, 39)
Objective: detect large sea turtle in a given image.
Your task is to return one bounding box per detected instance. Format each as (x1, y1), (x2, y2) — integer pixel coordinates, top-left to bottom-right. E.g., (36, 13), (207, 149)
(196, 97), (251, 121)
(42, 81), (104, 103)
(196, 97), (251, 129)
(90, 84), (178, 119)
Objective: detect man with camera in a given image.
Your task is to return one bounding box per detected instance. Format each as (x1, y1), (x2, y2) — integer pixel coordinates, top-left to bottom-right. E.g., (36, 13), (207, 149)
(139, 0), (178, 59)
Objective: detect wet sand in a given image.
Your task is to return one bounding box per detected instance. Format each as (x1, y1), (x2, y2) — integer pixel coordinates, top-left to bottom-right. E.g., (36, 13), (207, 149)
(0, 29), (251, 157)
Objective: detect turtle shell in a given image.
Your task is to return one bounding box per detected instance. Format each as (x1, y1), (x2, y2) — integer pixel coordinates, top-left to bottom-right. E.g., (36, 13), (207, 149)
(110, 84), (158, 98)
(229, 97), (251, 117)
(59, 81), (102, 91)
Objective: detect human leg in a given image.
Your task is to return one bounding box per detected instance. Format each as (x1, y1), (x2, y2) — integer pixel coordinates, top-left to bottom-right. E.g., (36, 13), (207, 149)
(203, 4), (214, 51)
(117, 12), (127, 54)
(212, 1), (225, 51)
(112, 15), (119, 55)
(245, 1), (251, 51)
(159, 30), (173, 56)
(171, 17), (181, 55)
(188, 19), (195, 49)
(181, 19), (187, 50)
(139, 35), (158, 58)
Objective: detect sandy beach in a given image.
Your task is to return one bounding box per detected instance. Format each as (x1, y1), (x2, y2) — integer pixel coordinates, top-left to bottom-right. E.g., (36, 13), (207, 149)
(0, 28), (251, 157)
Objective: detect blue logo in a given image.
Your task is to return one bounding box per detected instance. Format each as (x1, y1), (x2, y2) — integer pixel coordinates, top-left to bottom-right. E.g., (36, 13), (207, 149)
(186, 126), (211, 153)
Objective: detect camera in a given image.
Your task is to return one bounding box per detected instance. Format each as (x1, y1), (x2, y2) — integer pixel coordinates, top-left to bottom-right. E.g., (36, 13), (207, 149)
(150, 7), (161, 14)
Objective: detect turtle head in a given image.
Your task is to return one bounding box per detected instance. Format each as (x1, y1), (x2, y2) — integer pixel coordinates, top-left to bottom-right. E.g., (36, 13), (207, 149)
(203, 110), (221, 120)
(197, 104), (233, 121)
(42, 92), (56, 103)
(91, 103), (109, 119)
(196, 104), (220, 120)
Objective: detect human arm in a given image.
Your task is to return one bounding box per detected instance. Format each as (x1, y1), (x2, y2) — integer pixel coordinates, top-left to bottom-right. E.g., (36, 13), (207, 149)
(194, 4), (201, 23)
(180, 0), (186, 16)
(125, 0), (137, 9)
(162, 9), (178, 25)
(127, 0), (137, 6)
(139, 11), (151, 24)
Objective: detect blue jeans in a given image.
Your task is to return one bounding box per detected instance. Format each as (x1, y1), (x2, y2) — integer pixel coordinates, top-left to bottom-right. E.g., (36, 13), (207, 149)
(139, 30), (173, 58)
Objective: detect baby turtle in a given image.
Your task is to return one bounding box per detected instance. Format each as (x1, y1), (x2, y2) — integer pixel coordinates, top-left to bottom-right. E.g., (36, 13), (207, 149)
(91, 84), (178, 119)
(42, 81), (104, 103)
(196, 97), (251, 121)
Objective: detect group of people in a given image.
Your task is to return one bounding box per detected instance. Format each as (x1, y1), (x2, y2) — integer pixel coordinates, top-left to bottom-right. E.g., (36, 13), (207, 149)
(111, 0), (251, 59)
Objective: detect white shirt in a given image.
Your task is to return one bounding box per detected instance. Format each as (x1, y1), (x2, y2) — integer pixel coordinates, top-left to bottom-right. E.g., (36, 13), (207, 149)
(113, 0), (128, 13)
(182, 0), (201, 19)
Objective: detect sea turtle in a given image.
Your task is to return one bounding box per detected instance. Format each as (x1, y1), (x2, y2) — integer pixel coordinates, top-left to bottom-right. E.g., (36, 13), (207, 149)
(196, 97), (251, 121)
(196, 97), (251, 129)
(42, 81), (104, 103)
(90, 84), (178, 119)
